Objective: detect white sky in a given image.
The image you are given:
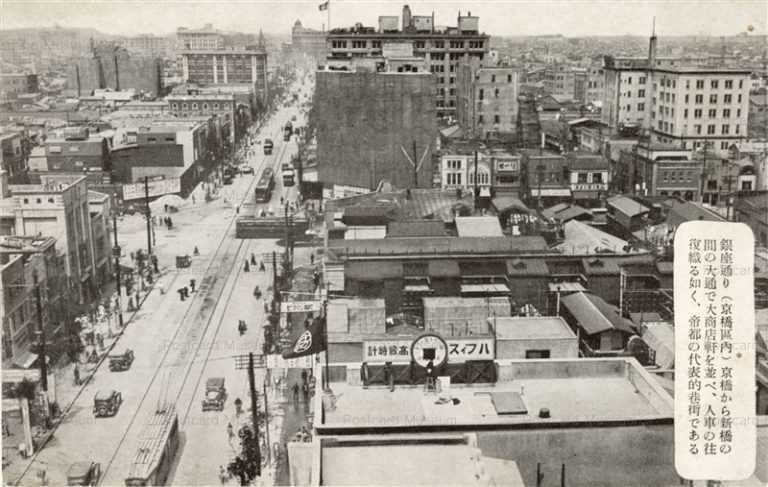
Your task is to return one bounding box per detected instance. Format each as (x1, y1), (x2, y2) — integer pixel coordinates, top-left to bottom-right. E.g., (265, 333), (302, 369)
(1, 0), (766, 37)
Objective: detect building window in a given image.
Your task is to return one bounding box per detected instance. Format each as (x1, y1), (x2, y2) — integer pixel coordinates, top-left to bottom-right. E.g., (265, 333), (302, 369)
(707, 124), (716, 135)
(696, 80), (704, 89)
(721, 124), (729, 135)
(724, 94), (732, 104)
(638, 89), (645, 97)
(491, 74), (496, 83)
(722, 109), (730, 118)
(414, 41), (425, 49)
(432, 40), (443, 49)
(684, 109), (689, 118)
(735, 124), (740, 134)
(494, 88), (499, 98)
(709, 94), (717, 104)
(721, 141), (729, 150)
(737, 108), (741, 117)
(711, 80), (719, 89)
(639, 76), (646, 84)
(694, 109), (702, 118)
(695, 124), (702, 134)
(182, 103), (188, 110)
(478, 115), (484, 124)
(739, 80), (743, 89)
(507, 74), (512, 83)
(708, 109), (716, 118)
(450, 41), (463, 49)
(171, 103), (178, 110)
(592, 172), (603, 183)
(202, 103), (209, 110)
(213, 103), (219, 110)
(685, 94), (689, 103)
(494, 114), (500, 124)
(695, 94), (703, 104)
(725, 80), (733, 89)
(577, 172), (588, 183)
(637, 103), (645, 111)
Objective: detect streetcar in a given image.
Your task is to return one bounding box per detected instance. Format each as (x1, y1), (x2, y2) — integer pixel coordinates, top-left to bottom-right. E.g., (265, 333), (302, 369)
(283, 121), (293, 141)
(124, 406), (179, 486)
(281, 162), (295, 187)
(254, 167), (275, 203)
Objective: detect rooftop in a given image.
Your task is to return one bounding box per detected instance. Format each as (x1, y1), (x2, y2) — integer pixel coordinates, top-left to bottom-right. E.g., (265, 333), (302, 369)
(555, 220), (635, 255)
(9, 174), (86, 194)
(454, 216), (504, 237)
(607, 195), (650, 218)
(492, 316), (575, 341)
(319, 358), (673, 430)
(0, 235), (56, 255)
(667, 200), (726, 227)
(560, 292), (636, 335)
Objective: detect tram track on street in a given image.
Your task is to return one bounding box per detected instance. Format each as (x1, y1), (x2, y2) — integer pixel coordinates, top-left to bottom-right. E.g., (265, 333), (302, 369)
(97, 117), (290, 485)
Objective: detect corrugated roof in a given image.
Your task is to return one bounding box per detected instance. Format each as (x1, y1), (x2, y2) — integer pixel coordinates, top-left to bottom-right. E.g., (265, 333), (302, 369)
(493, 316), (575, 340)
(327, 236), (549, 259)
(561, 292), (635, 335)
(491, 195), (530, 214)
(606, 195), (649, 218)
(556, 220), (632, 254)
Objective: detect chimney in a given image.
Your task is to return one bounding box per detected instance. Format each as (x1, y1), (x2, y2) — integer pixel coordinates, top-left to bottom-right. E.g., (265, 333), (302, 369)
(402, 5), (412, 31)
(648, 17), (657, 67)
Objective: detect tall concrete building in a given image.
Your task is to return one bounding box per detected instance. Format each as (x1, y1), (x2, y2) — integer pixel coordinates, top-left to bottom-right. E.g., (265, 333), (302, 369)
(180, 47), (268, 101)
(291, 20), (327, 61)
(457, 60), (520, 139)
(603, 33), (751, 156)
(119, 34), (172, 58)
(66, 44), (163, 97)
(326, 5), (490, 118)
(313, 69), (437, 190)
(176, 24), (223, 51)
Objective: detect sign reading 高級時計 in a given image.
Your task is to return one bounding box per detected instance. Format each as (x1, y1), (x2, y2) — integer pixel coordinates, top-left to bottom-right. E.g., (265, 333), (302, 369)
(674, 221), (756, 481)
(363, 336), (494, 364)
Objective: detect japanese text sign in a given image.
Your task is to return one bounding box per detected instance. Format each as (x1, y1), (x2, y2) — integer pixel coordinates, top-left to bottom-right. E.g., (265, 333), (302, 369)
(674, 222), (756, 480)
(363, 337), (494, 363)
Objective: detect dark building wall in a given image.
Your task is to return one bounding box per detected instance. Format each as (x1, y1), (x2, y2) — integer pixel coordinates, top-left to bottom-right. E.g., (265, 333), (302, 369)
(65, 48), (161, 96)
(508, 276), (549, 311)
(586, 274), (620, 305)
(315, 71), (437, 190)
(110, 144), (184, 183)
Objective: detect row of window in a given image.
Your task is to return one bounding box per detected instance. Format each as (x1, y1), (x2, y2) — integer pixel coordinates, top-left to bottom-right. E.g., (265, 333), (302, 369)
(331, 39), (484, 50)
(444, 170), (491, 185)
(656, 120), (741, 136)
(477, 115), (513, 124)
(661, 170), (696, 183)
(682, 108), (741, 119)
(170, 102), (226, 111)
(21, 197), (56, 204)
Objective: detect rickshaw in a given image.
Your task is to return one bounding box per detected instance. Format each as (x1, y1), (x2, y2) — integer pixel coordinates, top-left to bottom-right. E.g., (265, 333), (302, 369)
(202, 377), (227, 412)
(108, 348), (134, 372)
(93, 390), (122, 418)
(66, 461), (101, 486)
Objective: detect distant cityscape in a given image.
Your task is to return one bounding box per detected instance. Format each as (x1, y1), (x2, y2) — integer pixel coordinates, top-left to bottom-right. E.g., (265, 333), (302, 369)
(0, 2), (767, 487)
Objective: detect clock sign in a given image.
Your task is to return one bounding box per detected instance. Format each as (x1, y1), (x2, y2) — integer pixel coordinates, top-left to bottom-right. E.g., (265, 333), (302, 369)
(411, 333), (449, 368)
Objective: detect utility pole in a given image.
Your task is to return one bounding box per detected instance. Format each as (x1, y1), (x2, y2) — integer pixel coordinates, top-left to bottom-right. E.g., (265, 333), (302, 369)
(412, 140), (418, 188)
(536, 163), (544, 211)
(112, 212), (124, 328)
(144, 177), (152, 256)
(33, 272), (48, 392)
(248, 352), (262, 477)
(272, 251), (279, 308)
(473, 150), (479, 211)
(323, 298), (330, 390)
(262, 380), (270, 464)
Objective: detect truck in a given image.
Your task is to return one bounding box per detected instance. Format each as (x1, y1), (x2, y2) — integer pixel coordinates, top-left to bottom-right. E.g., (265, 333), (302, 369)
(283, 121), (293, 142)
(263, 138), (274, 155)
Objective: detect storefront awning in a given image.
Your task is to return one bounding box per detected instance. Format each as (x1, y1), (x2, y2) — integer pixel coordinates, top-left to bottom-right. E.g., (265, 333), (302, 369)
(460, 283), (510, 294)
(531, 188), (572, 197)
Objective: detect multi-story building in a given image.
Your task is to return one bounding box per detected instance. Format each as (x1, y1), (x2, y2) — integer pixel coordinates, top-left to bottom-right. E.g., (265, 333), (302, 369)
(44, 128), (112, 174)
(565, 153), (610, 206)
(456, 60), (520, 139)
(2, 174), (102, 304)
(312, 69), (436, 190)
(603, 34), (751, 156)
(180, 47), (268, 101)
(616, 143), (701, 200)
(66, 44), (163, 98)
(326, 5), (490, 118)
(119, 34), (172, 58)
(0, 131), (28, 184)
(176, 24), (223, 51)
(544, 64), (580, 103)
(520, 151), (571, 207)
(0, 73), (38, 102)
(166, 92), (237, 146)
(585, 63), (605, 106)
(0, 235), (65, 368)
(733, 190), (768, 247)
(291, 20), (327, 61)
(439, 145), (521, 196)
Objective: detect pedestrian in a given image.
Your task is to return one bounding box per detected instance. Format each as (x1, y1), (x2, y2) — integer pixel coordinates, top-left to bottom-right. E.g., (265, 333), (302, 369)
(130, 251), (135, 262)
(227, 422), (235, 440)
(292, 383), (299, 402)
(194, 246), (200, 256)
(152, 255), (159, 273)
(310, 253), (314, 265)
(190, 279), (196, 292)
(250, 253), (256, 266)
(168, 217), (173, 228)
(135, 292), (141, 307)
(192, 195), (196, 205)
(127, 296), (135, 311)
(244, 260), (250, 272)
(183, 287), (190, 299)
(235, 205), (240, 214)
(178, 289), (185, 301)
(164, 204), (169, 213)
(302, 381), (309, 400)
(301, 370), (308, 385)
(219, 465), (227, 485)
(264, 302), (269, 314)
(73, 363), (80, 386)
(18, 442), (26, 459)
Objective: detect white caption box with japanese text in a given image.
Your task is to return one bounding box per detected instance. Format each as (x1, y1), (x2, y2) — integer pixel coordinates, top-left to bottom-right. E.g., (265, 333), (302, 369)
(674, 221), (756, 480)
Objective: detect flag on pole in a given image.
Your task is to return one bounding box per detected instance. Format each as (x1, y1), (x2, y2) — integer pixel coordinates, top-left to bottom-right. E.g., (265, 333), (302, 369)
(283, 318), (327, 359)
(318, 1), (329, 11)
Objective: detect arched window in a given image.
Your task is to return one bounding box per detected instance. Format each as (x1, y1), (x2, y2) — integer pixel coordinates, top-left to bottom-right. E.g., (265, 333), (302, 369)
(469, 166), (491, 186)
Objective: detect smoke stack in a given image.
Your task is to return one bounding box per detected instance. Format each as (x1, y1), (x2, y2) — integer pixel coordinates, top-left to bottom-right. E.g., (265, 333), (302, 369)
(648, 17), (657, 67)
(402, 5), (412, 31)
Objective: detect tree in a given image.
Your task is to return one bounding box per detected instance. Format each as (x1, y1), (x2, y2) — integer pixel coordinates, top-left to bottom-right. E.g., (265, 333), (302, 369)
(14, 378), (37, 402)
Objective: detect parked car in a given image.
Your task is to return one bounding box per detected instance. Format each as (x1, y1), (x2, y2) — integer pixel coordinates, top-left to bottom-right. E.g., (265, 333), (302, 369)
(66, 461), (101, 486)
(93, 390), (122, 418)
(241, 166), (255, 175)
(108, 349), (134, 372)
(201, 377), (227, 412)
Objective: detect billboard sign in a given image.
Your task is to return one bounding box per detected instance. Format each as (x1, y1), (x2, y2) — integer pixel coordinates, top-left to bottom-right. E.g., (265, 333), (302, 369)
(123, 177), (181, 201)
(363, 336), (494, 363)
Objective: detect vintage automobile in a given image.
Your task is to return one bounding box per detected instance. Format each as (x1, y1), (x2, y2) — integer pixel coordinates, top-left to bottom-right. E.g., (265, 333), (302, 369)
(241, 165), (255, 175)
(201, 377), (227, 412)
(108, 348), (134, 372)
(66, 461), (101, 486)
(93, 390), (122, 418)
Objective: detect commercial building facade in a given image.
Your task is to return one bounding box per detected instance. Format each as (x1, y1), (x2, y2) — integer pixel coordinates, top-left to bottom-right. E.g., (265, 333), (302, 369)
(326, 5), (490, 118)
(456, 62), (520, 139)
(180, 48), (268, 101)
(291, 20), (327, 61)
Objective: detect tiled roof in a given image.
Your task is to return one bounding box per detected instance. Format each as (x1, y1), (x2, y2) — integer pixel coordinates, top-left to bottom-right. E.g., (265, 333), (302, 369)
(667, 201), (725, 227)
(506, 258), (550, 276)
(387, 220), (446, 238)
(326, 236), (549, 260)
(582, 257), (620, 275)
(607, 195), (649, 218)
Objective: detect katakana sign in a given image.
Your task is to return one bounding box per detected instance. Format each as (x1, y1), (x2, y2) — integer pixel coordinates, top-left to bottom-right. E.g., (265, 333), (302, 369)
(123, 177), (181, 201)
(363, 336), (494, 364)
(280, 301), (322, 313)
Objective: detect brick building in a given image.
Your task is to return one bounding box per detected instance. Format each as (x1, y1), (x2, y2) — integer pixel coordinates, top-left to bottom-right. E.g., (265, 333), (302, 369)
(456, 61), (520, 139)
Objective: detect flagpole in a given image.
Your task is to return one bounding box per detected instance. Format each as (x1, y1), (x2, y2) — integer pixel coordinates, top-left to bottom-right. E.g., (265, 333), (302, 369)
(327, 0), (331, 31)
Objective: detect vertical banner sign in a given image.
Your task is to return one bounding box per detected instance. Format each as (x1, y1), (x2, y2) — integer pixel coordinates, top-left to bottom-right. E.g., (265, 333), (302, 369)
(674, 222), (756, 481)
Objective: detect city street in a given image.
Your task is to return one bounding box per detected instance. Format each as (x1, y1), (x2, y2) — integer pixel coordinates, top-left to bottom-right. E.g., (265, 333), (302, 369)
(8, 77), (313, 486)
